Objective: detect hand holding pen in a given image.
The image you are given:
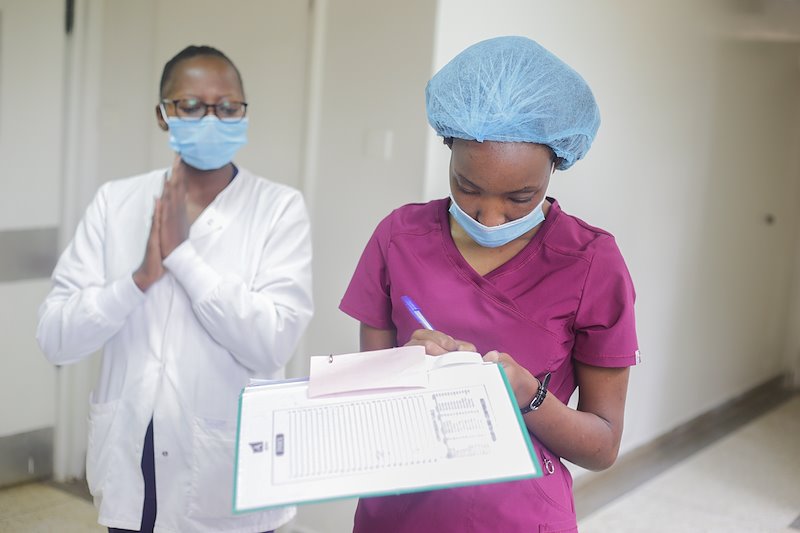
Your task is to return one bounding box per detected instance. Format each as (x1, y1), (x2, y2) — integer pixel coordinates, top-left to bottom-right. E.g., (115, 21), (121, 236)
(401, 295), (476, 356)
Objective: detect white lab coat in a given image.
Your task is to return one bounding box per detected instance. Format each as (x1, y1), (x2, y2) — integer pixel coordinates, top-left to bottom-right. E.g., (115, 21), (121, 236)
(37, 167), (313, 532)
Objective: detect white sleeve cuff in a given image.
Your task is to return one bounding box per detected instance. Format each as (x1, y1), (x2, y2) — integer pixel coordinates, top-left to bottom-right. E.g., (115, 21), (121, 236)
(96, 273), (147, 324)
(162, 240), (222, 303)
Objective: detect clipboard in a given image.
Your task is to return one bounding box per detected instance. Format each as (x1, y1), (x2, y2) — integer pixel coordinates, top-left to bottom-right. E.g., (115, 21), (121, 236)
(233, 346), (541, 513)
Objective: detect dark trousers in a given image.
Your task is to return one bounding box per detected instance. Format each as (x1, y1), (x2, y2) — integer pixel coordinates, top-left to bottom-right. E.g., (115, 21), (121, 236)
(109, 419), (157, 533)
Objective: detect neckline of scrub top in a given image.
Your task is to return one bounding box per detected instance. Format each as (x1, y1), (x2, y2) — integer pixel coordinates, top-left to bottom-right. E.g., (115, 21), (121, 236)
(438, 196), (561, 284)
(437, 196), (567, 343)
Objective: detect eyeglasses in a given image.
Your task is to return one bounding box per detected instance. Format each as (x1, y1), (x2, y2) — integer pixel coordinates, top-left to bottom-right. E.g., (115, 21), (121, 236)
(160, 98), (248, 122)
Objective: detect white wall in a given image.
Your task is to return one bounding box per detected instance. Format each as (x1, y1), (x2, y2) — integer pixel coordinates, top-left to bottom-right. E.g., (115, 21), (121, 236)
(300, 0), (437, 363)
(286, 0), (437, 530)
(787, 206), (800, 387)
(426, 0), (800, 472)
(783, 78), (800, 388)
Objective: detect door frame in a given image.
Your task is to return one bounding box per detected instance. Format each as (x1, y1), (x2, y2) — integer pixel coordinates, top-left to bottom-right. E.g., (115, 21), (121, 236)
(53, 0), (106, 482)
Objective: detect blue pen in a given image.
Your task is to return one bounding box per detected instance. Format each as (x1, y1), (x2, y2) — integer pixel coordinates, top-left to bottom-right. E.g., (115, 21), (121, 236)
(401, 295), (435, 330)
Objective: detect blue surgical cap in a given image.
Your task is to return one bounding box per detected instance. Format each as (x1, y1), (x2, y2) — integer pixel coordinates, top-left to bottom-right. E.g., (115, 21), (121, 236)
(426, 36), (600, 170)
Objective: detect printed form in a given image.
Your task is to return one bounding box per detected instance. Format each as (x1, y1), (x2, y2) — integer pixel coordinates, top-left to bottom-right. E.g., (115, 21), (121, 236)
(234, 346), (540, 512)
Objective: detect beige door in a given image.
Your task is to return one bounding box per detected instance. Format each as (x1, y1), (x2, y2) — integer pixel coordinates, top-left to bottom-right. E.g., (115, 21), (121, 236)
(0, 0), (65, 487)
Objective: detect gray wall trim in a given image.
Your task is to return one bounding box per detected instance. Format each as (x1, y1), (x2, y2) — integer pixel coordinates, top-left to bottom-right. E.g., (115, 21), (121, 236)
(0, 227), (59, 282)
(0, 426), (54, 487)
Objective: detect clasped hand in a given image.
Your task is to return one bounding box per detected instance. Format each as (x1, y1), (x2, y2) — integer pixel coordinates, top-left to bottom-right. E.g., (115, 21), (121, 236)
(133, 157), (190, 291)
(405, 328), (540, 409)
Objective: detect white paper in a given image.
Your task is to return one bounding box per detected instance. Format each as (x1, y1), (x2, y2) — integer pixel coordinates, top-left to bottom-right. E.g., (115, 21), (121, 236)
(307, 346), (428, 397)
(307, 346), (485, 398)
(234, 357), (539, 512)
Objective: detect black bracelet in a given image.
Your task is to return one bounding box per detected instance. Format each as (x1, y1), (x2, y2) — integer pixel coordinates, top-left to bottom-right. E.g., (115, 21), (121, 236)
(520, 372), (551, 415)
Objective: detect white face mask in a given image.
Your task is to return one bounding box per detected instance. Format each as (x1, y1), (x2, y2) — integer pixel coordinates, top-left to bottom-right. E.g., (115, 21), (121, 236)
(448, 194), (547, 248)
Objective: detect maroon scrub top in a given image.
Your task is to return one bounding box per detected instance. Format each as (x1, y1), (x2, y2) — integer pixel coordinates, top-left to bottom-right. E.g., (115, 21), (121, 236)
(340, 198), (638, 533)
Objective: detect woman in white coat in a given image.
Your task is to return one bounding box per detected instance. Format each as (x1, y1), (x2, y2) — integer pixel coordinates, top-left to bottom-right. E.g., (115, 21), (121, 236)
(36, 45), (313, 533)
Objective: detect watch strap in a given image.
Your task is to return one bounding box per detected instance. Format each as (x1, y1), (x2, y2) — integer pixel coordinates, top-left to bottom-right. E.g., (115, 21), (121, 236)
(520, 372), (551, 415)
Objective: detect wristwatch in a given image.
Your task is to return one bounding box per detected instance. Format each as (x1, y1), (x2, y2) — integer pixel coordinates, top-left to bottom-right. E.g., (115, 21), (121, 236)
(520, 372), (551, 415)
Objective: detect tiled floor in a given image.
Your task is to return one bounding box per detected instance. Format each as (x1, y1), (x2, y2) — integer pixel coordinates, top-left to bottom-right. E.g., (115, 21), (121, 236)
(0, 482), (101, 532)
(579, 395), (800, 533)
(0, 395), (798, 532)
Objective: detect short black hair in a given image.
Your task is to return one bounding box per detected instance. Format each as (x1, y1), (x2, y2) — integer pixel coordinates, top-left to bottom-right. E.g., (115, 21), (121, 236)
(159, 45), (244, 98)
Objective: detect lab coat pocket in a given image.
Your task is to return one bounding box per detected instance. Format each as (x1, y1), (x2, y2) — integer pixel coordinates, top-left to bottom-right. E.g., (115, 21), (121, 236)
(86, 400), (119, 496)
(187, 416), (238, 519)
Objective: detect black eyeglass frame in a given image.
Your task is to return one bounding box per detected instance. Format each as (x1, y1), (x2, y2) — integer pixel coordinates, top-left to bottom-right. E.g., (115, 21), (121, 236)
(160, 98), (249, 123)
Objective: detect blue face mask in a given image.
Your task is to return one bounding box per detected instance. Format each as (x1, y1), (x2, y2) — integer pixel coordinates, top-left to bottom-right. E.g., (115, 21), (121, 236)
(449, 194), (547, 248)
(166, 114), (248, 171)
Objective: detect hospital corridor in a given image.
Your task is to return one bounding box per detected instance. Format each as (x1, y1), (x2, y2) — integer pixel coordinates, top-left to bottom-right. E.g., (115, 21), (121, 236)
(2, 0), (800, 532)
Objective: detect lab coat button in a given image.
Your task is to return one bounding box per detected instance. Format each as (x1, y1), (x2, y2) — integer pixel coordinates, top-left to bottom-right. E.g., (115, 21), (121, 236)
(162, 451), (169, 457)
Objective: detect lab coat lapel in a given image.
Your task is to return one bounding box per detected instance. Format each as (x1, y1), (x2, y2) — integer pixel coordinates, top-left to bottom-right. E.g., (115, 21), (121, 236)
(188, 168), (243, 240)
(138, 185), (226, 242)
(190, 206), (226, 239)
(145, 167), (236, 241)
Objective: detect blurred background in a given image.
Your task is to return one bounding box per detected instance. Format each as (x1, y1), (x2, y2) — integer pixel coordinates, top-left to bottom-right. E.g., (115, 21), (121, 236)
(1, 0), (799, 531)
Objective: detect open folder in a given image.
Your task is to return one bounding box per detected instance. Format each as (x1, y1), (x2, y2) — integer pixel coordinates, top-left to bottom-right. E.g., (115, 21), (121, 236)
(233, 346), (541, 513)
